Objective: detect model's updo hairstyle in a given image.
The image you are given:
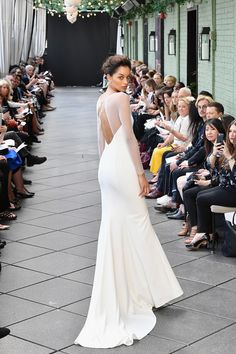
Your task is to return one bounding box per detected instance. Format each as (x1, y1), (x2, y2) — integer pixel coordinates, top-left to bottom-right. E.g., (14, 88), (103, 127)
(102, 55), (131, 76)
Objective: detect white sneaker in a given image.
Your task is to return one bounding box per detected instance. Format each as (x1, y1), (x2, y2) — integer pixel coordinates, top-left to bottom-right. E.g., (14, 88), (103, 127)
(156, 195), (171, 205)
(156, 194), (168, 203)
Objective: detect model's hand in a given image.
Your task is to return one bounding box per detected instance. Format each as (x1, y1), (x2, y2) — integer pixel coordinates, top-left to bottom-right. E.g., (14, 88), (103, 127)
(138, 174), (150, 197)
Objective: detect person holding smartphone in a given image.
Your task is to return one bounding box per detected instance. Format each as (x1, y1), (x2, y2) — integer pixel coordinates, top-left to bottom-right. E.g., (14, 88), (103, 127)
(184, 119), (236, 250)
(182, 119), (226, 246)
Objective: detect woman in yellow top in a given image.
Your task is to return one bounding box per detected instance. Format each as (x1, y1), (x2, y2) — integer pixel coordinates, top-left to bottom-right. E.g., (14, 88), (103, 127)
(149, 96), (193, 175)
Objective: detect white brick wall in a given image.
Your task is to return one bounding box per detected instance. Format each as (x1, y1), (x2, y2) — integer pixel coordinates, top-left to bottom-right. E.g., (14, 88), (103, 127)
(179, 4), (187, 84)
(214, 0), (236, 114)
(163, 6), (178, 77)
(148, 15), (156, 68)
(197, 1), (212, 94)
(137, 18), (143, 62)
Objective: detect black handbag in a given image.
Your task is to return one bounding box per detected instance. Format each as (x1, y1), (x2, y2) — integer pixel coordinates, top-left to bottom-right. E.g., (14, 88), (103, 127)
(222, 212), (236, 257)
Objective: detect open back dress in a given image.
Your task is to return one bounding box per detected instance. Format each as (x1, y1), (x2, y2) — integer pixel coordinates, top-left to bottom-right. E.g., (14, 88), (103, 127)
(74, 92), (183, 348)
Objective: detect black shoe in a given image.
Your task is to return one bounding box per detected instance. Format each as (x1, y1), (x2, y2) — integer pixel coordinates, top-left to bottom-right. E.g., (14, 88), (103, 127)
(166, 209), (179, 216)
(27, 155), (47, 167)
(0, 327), (10, 339)
(23, 178), (32, 185)
(167, 210), (185, 220)
(30, 135), (41, 143)
(0, 240), (6, 249)
(16, 191), (34, 199)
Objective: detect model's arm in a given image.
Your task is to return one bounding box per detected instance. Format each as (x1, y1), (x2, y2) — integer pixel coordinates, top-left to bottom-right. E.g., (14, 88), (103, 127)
(97, 100), (105, 157)
(117, 93), (144, 176)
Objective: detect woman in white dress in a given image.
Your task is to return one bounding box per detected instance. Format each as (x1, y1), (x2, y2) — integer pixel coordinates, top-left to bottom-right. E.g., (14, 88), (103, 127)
(74, 55), (183, 349)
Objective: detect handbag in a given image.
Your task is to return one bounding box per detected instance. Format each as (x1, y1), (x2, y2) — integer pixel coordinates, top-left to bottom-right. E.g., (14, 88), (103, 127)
(2, 148), (22, 171)
(140, 148), (152, 169)
(222, 212), (236, 257)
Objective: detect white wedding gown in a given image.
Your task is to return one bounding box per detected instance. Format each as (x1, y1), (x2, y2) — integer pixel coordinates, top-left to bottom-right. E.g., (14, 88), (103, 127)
(74, 92), (183, 348)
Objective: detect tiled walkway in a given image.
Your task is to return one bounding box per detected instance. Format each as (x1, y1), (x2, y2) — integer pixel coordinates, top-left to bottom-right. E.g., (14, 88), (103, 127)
(0, 88), (236, 354)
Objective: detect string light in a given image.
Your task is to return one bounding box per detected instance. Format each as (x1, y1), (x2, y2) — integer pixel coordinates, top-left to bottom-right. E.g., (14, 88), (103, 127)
(33, 0), (124, 20)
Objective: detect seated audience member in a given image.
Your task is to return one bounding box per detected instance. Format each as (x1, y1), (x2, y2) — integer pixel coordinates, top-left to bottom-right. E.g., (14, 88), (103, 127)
(147, 70), (156, 79)
(163, 75), (176, 89)
(221, 114), (235, 132)
(199, 90), (213, 99)
(206, 102), (224, 119)
(131, 75), (148, 101)
(153, 72), (164, 89)
(180, 119), (225, 240)
(174, 82), (185, 92)
(177, 87), (192, 99)
(147, 94), (209, 199)
(148, 96), (193, 177)
(132, 79), (157, 140)
(184, 119), (236, 250)
(157, 94), (212, 201)
(162, 89), (174, 121)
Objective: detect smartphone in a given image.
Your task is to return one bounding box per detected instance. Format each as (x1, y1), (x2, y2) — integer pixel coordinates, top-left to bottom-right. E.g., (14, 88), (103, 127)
(216, 133), (224, 144)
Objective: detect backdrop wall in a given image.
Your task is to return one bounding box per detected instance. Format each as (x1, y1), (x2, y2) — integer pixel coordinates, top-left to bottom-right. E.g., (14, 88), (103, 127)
(46, 13), (118, 86)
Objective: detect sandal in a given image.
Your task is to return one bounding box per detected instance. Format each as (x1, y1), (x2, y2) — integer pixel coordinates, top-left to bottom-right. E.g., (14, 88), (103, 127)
(184, 227), (197, 244)
(9, 202), (21, 211)
(178, 222), (189, 237)
(0, 211), (17, 221)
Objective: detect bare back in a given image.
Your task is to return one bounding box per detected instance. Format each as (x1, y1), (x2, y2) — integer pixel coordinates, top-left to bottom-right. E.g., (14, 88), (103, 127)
(96, 92), (144, 175)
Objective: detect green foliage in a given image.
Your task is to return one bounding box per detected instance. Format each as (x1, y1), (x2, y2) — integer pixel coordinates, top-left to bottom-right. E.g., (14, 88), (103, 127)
(33, 0), (124, 14)
(33, 0), (188, 17)
(121, 0), (188, 20)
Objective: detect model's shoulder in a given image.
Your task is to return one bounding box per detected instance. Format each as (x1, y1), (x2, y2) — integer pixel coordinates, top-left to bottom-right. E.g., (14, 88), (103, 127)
(97, 94), (104, 105)
(110, 92), (129, 103)
(97, 94), (105, 109)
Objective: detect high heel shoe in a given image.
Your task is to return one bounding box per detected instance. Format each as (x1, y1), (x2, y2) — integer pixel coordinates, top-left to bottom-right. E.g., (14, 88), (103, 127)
(186, 234), (209, 250)
(184, 227), (197, 244)
(16, 191), (34, 199)
(178, 222), (189, 237)
(24, 187), (35, 196)
(208, 232), (219, 253)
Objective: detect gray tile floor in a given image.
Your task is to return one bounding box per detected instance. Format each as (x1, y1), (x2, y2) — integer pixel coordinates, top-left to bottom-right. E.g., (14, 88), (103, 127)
(0, 87), (236, 354)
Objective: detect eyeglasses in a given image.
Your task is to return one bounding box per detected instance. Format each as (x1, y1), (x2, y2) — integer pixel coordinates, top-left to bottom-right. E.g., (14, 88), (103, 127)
(197, 105), (208, 109)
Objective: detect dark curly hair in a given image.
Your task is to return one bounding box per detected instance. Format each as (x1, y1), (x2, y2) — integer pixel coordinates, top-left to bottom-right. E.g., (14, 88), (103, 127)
(102, 55), (131, 76)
